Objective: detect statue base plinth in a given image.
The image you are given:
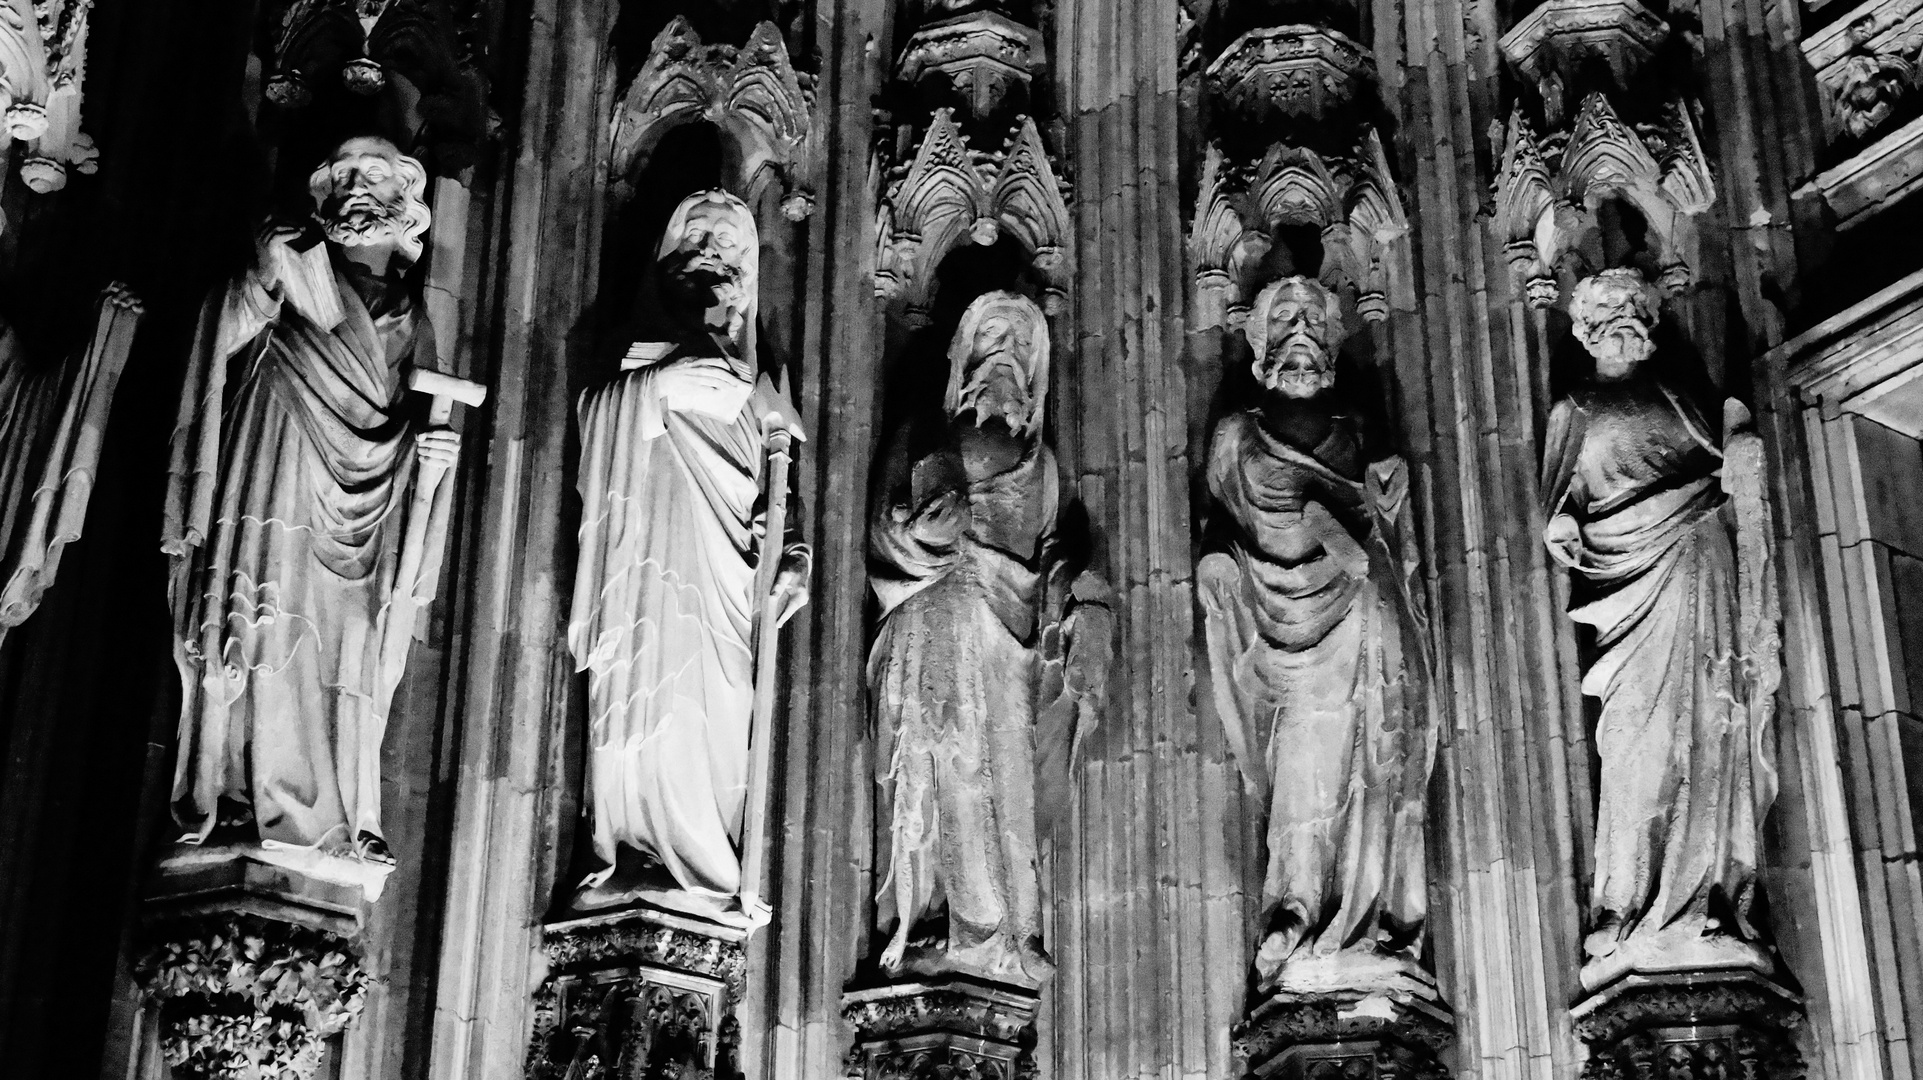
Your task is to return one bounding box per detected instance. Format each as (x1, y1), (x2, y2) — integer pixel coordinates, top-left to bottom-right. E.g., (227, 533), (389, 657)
(526, 903), (749, 1080)
(134, 845), (380, 1080)
(842, 975), (1040, 1080)
(1572, 968), (1806, 1080)
(1233, 960), (1454, 1080)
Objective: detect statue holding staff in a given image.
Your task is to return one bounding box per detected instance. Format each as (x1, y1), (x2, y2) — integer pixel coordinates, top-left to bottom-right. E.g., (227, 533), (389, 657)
(568, 188), (810, 919)
(164, 136), (474, 867)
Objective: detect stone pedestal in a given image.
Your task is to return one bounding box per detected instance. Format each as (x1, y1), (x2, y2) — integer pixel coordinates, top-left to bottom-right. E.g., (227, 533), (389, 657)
(1232, 963), (1454, 1080)
(132, 843), (386, 1080)
(1572, 969), (1805, 1080)
(843, 976), (1040, 1080)
(525, 905), (749, 1080)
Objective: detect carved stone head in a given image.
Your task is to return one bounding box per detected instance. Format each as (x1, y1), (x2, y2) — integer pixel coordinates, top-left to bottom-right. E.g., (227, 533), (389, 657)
(1836, 49), (1913, 139)
(657, 189), (760, 356)
(308, 136), (432, 267)
(1246, 276), (1345, 400)
(1569, 268), (1659, 381)
(945, 290), (1049, 438)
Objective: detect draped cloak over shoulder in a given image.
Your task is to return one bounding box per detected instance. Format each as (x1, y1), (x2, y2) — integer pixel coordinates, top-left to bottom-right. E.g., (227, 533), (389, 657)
(867, 416), (1059, 983)
(1199, 410), (1434, 979)
(567, 345), (778, 901)
(1540, 381), (1780, 954)
(165, 259), (439, 853)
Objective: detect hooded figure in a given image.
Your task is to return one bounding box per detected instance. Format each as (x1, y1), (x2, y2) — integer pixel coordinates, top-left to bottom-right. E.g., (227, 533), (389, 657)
(568, 188), (809, 916)
(867, 290), (1106, 986)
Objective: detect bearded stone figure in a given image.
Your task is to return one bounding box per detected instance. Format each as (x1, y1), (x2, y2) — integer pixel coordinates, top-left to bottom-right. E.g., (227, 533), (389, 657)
(568, 189), (810, 918)
(867, 290), (1109, 987)
(163, 136), (459, 867)
(1198, 276), (1436, 991)
(1542, 268), (1782, 989)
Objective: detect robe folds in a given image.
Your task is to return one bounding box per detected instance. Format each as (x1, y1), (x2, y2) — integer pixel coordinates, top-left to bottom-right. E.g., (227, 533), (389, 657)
(1541, 383), (1781, 952)
(1199, 411), (1434, 980)
(569, 348), (793, 901)
(867, 421), (1059, 981)
(165, 261), (445, 853)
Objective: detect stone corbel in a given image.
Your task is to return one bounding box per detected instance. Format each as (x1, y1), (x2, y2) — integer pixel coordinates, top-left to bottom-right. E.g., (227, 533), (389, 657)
(1494, 94), (1715, 307)
(1801, 0), (1923, 142)
(895, 7), (1044, 122)
(0, 0), (97, 209)
(610, 17), (815, 219)
(873, 109), (1071, 317)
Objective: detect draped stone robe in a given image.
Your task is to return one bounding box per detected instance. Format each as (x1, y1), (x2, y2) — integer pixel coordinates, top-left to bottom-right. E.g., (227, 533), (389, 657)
(165, 259), (443, 853)
(569, 342), (795, 903)
(1541, 380), (1780, 970)
(868, 417), (1058, 983)
(1199, 410), (1434, 982)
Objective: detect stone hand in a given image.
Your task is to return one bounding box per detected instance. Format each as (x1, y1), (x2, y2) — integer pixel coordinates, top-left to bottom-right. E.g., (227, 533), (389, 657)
(255, 221), (309, 288)
(910, 488), (966, 545)
(772, 545), (812, 627)
(415, 428), (460, 471)
(1544, 512), (1582, 569)
(656, 354), (748, 402)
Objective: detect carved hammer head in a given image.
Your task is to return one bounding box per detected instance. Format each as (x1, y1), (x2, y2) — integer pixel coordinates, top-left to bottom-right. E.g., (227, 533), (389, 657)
(407, 368), (487, 425)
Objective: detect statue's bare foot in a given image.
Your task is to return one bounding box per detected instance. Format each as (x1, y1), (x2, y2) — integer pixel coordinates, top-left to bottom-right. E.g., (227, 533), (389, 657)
(880, 936), (907, 972)
(356, 831), (395, 865)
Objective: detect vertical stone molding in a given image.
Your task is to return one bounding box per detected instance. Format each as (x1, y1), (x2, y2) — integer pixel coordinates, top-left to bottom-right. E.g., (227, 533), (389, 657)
(1572, 971), (1804, 1080)
(525, 907), (748, 1080)
(844, 977), (1039, 1080)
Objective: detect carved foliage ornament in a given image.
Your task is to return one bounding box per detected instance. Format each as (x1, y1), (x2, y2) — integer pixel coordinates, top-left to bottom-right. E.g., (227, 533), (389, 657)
(0, 0), (97, 204)
(1494, 94), (1715, 307)
(1190, 133), (1407, 327)
(611, 17), (815, 219)
(133, 916), (369, 1080)
(874, 108), (1070, 315)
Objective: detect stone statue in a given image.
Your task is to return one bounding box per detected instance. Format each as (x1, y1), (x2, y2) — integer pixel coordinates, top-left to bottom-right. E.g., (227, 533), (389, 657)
(568, 188), (811, 918)
(1540, 268), (1782, 989)
(0, 285), (141, 647)
(164, 136), (463, 868)
(867, 290), (1111, 986)
(1198, 276), (1436, 990)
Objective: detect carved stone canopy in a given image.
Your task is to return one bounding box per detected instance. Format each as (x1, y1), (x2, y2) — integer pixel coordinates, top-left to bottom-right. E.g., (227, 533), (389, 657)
(1206, 24), (1376, 125)
(1190, 133), (1406, 326)
(1499, 0), (1671, 111)
(874, 109), (1070, 317)
(610, 17), (815, 219)
(897, 9), (1045, 119)
(262, 0), (491, 170)
(0, 0), (97, 204)
(1494, 93), (1715, 307)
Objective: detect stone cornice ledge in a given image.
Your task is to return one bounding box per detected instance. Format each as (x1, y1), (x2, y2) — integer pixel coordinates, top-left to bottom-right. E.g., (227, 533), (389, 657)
(1796, 112), (1923, 228)
(1766, 266), (1923, 404)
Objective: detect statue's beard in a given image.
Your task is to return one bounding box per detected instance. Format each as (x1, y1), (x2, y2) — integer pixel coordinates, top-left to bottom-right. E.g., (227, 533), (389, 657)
(663, 258), (750, 333)
(956, 354), (1032, 434)
(323, 194), (406, 247)
(1590, 316), (1653, 374)
(1256, 335), (1331, 398)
